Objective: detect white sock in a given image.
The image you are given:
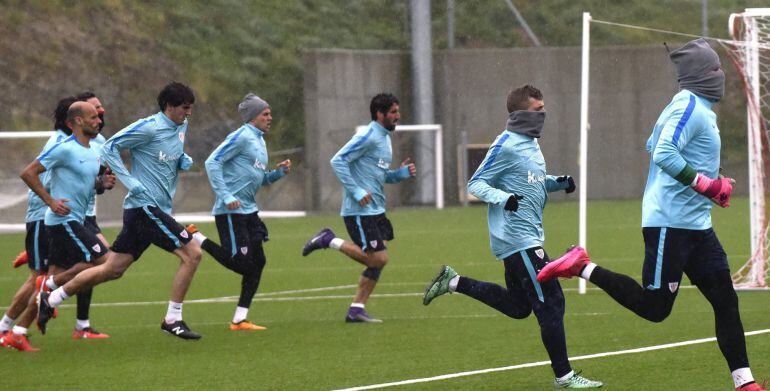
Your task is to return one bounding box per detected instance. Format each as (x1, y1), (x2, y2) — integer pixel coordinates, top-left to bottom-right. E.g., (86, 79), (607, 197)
(732, 368), (755, 388)
(192, 232), (207, 246)
(165, 301), (183, 323)
(0, 314), (14, 331)
(580, 262), (597, 280)
(330, 238), (345, 250)
(12, 325), (27, 335)
(76, 319), (90, 331)
(448, 275), (460, 292)
(45, 275), (58, 290)
(48, 287), (70, 308)
(557, 370), (575, 382)
(233, 306), (249, 324)
(350, 302), (365, 309)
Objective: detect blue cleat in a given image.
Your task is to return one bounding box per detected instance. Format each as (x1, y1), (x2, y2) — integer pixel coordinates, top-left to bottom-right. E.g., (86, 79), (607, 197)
(302, 228), (336, 256)
(345, 307), (382, 323)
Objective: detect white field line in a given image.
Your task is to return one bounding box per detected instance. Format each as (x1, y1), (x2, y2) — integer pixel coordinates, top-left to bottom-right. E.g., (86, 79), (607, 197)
(333, 329), (770, 391)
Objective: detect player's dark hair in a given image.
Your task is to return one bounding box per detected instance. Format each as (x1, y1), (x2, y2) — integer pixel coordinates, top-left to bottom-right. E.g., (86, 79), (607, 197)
(76, 91), (97, 101)
(507, 84), (543, 113)
(53, 96), (78, 135)
(157, 82), (195, 112)
(370, 93), (399, 121)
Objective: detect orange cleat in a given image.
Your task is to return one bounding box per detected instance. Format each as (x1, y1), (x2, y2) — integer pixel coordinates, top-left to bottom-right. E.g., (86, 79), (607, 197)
(72, 327), (110, 340)
(12, 251), (28, 268)
(0, 331), (9, 348)
(35, 274), (50, 294)
(185, 224), (199, 235)
(6, 332), (39, 352)
(229, 320), (266, 331)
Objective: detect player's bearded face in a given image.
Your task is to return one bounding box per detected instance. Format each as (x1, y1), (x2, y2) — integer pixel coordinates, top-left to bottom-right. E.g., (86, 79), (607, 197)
(382, 104), (400, 131)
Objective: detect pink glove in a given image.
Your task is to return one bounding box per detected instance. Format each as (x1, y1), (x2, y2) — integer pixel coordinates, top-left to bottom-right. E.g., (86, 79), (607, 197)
(691, 173), (735, 208)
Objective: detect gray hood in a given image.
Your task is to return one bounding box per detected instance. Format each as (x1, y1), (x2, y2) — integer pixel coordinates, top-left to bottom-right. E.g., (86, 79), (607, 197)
(669, 38), (725, 101)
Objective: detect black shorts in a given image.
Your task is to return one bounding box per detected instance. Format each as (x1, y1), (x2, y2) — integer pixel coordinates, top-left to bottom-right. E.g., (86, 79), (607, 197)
(642, 227), (729, 293)
(84, 215), (102, 235)
(25, 220), (49, 272)
(214, 212), (268, 257)
(47, 221), (109, 269)
(111, 206), (192, 260)
(343, 213), (393, 252)
(502, 246), (564, 313)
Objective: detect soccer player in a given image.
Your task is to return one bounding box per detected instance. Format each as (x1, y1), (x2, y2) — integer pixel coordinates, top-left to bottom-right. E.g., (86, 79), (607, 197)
(0, 96), (77, 351)
(536, 39), (765, 391)
(37, 82), (204, 340)
(11, 102), (111, 351)
(421, 85), (603, 389)
(302, 93), (416, 323)
(26, 92), (115, 341)
(187, 93), (290, 331)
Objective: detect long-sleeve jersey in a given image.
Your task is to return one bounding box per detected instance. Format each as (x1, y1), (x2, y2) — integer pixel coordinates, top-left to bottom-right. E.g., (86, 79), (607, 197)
(205, 123), (285, 216)
(642, 90), (720, 229)
(85, 133), (106, 217)
(330, 121), (411, 216)
(468, 130), (569, 259)
(101, 112), (189, 214)
(38, 135), (101, 225)
(26, 129), (68, 222)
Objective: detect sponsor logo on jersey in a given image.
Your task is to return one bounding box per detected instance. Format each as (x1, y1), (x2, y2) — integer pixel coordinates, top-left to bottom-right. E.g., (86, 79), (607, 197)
(254, 160), (267, 171)
(159, 151), (183, 163)
(668, 282), (679, 293)
(535, 249), (544, 259)
(528, 171), (546, 184)
(179, 132), (185, 143)
(377, 159), (389, 169)
(240, 247), (248, 255)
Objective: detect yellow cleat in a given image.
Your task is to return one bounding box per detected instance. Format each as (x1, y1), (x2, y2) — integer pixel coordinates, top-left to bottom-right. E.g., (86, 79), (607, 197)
(229, 320), (266, 331)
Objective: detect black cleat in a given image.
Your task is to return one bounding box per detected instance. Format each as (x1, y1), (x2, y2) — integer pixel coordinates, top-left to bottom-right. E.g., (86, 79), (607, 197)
(36, 290), (55, 335)
(161, 320), (202, 340)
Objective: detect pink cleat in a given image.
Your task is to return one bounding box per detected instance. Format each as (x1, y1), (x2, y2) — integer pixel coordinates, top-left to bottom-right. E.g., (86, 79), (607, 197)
(737, 380), (767, 391)
(536, 246), (590, 282)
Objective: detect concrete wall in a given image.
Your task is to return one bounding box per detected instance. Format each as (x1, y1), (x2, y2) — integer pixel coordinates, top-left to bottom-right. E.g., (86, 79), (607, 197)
(304, 46), (749, 212)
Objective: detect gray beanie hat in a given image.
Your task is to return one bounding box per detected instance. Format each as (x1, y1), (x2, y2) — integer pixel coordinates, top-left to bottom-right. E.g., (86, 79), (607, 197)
(238, 93), (270, 123)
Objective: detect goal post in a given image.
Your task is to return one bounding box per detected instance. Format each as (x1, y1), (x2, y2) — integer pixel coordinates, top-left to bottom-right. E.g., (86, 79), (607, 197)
(726, 8), (770, 290)
(354, 123), (444, 209)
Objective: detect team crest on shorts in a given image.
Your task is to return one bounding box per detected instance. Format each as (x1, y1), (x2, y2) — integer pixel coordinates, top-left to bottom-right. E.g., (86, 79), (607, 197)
(240, 247), (248, 255)
(92, 244), (101, 252)
(370, 240), (378, 248)
(178, 132), (185, 143)
(668, 282), (679, 293)
(180, 230), (189, 239)
(535, 249), (544, 259)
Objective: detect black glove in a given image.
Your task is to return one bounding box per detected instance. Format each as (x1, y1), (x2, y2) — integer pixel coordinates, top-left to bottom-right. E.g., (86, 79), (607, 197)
(557, 175), (576, 194)
(504, 194), (524, 212)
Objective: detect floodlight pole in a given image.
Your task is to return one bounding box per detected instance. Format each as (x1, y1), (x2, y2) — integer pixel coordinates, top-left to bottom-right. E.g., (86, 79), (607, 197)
(578, 12), (591, 295)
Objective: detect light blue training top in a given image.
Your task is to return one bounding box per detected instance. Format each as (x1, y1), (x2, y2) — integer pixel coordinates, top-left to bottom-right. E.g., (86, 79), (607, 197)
(38, 135), (101, 226)
(205, 123), (286, 216)
(330, 121), (411, 216)
(101, 112), (192, 214)
(642, 89), (720, 230)
(468, 130), (570, 259)
(26, 129), (68, 222)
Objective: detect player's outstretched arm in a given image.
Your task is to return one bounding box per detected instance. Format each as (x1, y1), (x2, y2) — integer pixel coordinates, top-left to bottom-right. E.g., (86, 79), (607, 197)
(101, 122), (153, 196)
(263, 159), (290, 185)
(467, 143), (516, 206)
(546, 175), (575, 193)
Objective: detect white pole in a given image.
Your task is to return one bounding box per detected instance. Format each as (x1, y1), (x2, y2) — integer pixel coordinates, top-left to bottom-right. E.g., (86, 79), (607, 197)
(435, 126), (444, 209)
(578, 12), (591, 295)
(745, 13), (765, 285)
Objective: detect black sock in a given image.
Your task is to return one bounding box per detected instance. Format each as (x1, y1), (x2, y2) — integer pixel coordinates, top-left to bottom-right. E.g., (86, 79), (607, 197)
(76, 288), (93, 321)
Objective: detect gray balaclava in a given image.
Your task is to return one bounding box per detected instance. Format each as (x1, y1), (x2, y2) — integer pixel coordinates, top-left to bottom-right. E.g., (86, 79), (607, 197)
(238, 93), (270, 123)
(506, 110), (546, 138)
(669, 38), (725, 101)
